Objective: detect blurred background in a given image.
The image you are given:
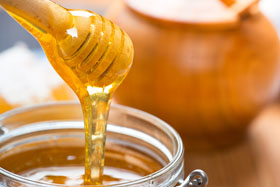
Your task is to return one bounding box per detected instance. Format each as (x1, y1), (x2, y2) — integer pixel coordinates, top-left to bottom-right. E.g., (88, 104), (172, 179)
(1, 0), (280, 186)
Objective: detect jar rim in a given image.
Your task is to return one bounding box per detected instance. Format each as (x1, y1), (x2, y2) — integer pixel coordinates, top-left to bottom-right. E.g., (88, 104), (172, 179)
(0, 101), (184, 187)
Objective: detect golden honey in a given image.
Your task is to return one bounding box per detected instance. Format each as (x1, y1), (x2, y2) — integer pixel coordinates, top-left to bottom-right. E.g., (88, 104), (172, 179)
(0, 144), (162, 185)
(0, 0), (133, 185)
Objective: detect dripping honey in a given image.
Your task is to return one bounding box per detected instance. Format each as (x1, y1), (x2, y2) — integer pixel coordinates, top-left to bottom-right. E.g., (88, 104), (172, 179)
(0, 0), (133, 185)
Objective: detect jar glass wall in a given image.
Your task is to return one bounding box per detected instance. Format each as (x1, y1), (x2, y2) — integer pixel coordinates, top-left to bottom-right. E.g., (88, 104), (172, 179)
(0, 102), (192, 187)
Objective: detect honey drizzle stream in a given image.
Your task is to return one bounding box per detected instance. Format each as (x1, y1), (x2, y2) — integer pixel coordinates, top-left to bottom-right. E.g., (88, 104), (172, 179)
(0, 0), (133, 185)
(82, 90), (111, 184)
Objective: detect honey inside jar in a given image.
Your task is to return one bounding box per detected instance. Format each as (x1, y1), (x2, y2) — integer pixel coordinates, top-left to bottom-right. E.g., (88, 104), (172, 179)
(0, 141), (163, 185)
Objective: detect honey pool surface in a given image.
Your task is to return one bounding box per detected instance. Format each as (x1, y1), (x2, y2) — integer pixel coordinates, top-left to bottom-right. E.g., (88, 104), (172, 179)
(0, 144), (162, 185)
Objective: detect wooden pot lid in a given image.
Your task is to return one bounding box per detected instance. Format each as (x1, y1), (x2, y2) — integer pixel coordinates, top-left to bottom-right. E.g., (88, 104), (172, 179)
(126, 0), (259, 27)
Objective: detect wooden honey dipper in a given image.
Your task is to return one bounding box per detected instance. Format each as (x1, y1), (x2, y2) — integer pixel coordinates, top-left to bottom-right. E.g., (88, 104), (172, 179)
(0, 0), (134, 89)
(0, 0), (134, 185)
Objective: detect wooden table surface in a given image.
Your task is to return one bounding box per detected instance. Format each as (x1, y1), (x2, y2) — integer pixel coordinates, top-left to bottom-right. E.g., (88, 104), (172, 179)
(184, 104), (280, 187)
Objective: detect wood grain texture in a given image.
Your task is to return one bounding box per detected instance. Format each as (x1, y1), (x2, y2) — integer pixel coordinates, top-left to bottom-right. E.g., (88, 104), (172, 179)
(184, 104), (280, 187)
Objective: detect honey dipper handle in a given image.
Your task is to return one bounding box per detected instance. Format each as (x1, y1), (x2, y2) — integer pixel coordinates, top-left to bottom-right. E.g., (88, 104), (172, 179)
(0, 0), (73, 40)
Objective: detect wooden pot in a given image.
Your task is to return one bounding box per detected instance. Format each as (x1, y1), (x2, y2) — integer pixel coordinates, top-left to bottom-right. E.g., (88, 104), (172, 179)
(107, 0), (280, 149)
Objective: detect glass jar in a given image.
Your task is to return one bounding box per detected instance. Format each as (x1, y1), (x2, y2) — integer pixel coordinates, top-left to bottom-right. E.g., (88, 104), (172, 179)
(0, 102), (207, 187)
